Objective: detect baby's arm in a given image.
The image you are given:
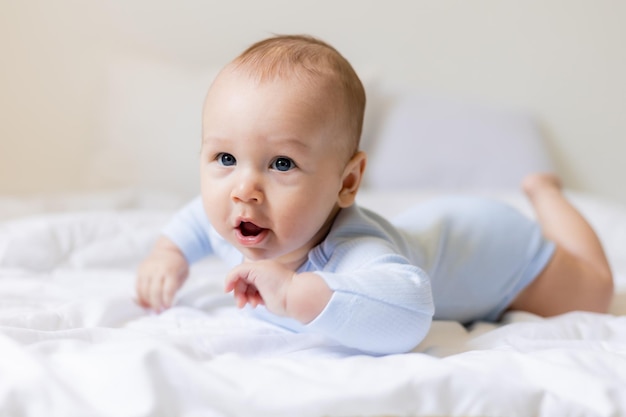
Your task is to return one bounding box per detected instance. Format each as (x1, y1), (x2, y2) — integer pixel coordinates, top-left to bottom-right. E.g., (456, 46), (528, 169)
(308, 263), (434, 355)
(224, 260), (332, 323)
(136, 197), (214, 311)
(225, 255), (434, 355)
(136, 236), (189, 311)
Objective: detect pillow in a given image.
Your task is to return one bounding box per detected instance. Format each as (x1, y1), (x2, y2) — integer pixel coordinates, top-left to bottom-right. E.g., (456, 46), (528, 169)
(362, 90), (555, 190)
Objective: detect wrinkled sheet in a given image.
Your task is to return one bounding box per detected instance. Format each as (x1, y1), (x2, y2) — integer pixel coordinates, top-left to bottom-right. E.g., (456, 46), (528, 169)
(1, 190), (625, 417)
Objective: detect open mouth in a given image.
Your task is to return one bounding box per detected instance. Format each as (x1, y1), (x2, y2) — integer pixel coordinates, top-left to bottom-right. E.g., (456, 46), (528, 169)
(238, 221), (265, 237)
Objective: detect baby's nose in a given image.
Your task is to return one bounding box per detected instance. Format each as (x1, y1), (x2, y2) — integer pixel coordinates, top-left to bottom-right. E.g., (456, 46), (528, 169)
(231, 170), (264, 203)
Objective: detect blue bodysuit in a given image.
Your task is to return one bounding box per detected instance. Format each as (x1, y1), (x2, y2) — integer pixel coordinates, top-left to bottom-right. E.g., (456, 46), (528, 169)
(162, 196), (555, 355)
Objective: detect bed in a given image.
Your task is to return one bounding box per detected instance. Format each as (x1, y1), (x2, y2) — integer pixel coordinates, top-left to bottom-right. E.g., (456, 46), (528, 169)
(2, 83), (626, 416)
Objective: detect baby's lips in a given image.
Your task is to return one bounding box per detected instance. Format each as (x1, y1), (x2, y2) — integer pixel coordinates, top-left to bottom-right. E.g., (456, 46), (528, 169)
(239, 221), (265, 236)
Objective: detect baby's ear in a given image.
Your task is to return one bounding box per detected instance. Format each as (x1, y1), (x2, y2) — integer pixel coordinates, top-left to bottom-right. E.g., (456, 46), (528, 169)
(338, 151), (367, 208)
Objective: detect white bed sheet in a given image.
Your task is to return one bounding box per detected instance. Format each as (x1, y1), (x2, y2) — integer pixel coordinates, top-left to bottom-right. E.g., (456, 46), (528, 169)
(1, 189), (625, 417)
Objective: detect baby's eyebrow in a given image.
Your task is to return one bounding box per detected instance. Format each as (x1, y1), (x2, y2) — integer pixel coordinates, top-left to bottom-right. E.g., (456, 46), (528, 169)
(202, 135), (310, 151)
(270, 136), (310, 151)
(202, 135), (226, 146)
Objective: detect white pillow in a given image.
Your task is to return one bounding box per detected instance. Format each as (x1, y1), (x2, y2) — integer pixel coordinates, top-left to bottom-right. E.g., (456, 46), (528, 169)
(362, 91), (555, 190)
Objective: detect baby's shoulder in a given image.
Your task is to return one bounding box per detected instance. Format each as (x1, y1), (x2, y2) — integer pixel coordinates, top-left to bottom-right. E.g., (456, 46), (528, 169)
(329, 204), (400, 240)
(316, 205), (408, 257)
(306, 205), (413, 272)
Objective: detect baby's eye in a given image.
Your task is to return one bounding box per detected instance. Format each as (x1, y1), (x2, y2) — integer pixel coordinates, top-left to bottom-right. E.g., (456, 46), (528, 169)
(217, 153), (236, 166)
(271, 157), (296, 172)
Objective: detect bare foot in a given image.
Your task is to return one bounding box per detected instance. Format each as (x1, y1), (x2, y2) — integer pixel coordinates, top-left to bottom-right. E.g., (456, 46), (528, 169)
(522, 173), (562, 199)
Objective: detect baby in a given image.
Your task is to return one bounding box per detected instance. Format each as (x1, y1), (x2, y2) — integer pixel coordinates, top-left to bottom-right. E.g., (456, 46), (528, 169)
(136, 34), (614, 355)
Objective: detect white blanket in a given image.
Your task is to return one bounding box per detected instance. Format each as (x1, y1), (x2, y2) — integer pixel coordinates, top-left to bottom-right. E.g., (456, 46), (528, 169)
(1, 190), (625, 417)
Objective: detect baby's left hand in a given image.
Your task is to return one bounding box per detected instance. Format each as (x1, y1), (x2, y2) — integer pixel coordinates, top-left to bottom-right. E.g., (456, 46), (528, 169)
(224, 260), (295, 316)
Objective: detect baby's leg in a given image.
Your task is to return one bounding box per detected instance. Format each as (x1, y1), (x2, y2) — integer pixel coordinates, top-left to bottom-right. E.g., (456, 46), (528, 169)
(508, 173), (614, 316)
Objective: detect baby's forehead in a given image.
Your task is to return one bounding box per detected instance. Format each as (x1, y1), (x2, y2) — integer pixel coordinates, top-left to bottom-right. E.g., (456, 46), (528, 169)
(207, 66), (356, 156)
(211, 66), (339, 113)
(220, 64), (336, 92)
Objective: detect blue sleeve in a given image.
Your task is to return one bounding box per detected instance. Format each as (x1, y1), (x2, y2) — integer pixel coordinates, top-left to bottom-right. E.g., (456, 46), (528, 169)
(161, 197), (214, 264)
(306, 251), (434, 355)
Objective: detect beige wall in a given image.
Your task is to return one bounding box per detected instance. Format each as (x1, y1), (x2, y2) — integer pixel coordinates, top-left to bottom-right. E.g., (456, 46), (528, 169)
(2, 1), (625, 203)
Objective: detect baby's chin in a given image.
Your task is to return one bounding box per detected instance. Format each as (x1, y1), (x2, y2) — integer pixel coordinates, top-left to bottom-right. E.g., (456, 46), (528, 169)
(240, 248), (310, 271)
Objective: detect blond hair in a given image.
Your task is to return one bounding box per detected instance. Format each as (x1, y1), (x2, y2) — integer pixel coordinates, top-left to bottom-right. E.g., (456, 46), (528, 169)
(229, 34), (366, 157)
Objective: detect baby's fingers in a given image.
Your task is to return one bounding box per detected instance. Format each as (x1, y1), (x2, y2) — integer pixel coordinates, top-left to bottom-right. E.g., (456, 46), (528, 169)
(231, 279), (251, 308)
(246, 285), (263, 308)
(226, 278), (260, 308)
(136, 272), (154, 308)
(162, 275), (182, 309)
(148, 274), (167, 312)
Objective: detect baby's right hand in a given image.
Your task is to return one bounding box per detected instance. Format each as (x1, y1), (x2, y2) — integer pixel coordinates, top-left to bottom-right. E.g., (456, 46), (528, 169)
(136, 236), (189, 312)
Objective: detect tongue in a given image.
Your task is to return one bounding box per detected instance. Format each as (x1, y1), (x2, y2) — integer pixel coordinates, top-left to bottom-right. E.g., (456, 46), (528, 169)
(240, 222), (264, 237)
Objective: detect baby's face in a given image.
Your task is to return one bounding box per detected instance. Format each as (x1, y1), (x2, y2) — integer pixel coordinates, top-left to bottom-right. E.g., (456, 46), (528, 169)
(200, 70), (354, 268)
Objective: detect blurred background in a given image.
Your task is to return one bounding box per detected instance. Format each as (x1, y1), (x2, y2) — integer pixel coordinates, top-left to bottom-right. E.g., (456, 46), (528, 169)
(1, 1), (625, 204)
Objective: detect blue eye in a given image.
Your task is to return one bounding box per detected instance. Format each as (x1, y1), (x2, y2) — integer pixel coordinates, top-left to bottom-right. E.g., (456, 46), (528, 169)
(218, 153), (236, 166)
(271, 157), (295, 172)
